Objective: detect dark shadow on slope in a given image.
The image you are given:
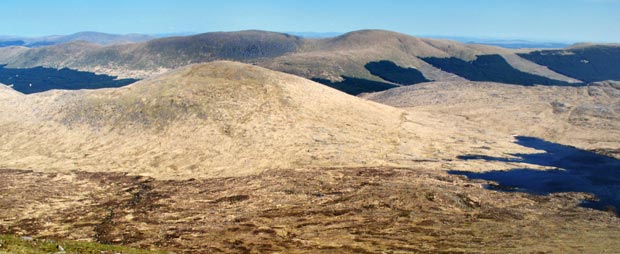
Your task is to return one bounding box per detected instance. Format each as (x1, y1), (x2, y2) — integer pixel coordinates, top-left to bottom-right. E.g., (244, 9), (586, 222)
(0, 65), (138, 94)
(364, 60), (431, 85)
(422, 55), (584, 86)
(312, 76), (398, 95)
(519, 46), (620, 83)
(449, 136), (620, 214)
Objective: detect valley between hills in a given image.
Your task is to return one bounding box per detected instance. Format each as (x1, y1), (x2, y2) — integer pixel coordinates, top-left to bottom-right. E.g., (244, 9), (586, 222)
(0, 30), (619, 253)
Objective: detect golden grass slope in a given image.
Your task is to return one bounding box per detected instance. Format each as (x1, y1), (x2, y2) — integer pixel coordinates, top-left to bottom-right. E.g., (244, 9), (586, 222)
(0, 61), (453, 179)
(364, 81), (620, 154)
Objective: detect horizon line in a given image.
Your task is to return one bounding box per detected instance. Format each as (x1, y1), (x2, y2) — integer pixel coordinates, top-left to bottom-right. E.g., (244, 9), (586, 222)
(2, 29), (619, 45)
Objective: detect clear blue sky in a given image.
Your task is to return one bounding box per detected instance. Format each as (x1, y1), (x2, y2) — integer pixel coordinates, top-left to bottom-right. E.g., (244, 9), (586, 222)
(2, 0), (619, 42)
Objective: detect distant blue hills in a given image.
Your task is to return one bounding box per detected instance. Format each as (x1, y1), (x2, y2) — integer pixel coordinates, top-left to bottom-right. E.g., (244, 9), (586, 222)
(422, 35), (573, 49)
(286, 32), (574, 49)
(0, 31), (154, 48)
(0, 31), (579, 49)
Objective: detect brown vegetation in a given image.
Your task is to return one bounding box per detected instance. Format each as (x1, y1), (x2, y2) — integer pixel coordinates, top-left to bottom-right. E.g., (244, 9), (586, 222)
(2, 167), (618, 253)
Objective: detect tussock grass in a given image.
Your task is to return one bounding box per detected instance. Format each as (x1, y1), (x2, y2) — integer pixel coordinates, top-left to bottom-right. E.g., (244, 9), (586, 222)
(0, 235), (167, 254)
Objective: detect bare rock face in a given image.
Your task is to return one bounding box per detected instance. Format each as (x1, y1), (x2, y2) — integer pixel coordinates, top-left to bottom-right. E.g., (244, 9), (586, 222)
(551, 101), (572, 114)
(587, 80), (620, 97)
(569, 81), (620, 130)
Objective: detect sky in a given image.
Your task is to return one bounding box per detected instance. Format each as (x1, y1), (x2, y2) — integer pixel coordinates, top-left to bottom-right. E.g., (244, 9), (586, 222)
(1, 0), (619, 42)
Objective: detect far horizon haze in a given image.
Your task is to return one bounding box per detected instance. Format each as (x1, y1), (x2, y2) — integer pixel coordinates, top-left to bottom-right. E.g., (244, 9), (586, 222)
(1, 0), (619, 43)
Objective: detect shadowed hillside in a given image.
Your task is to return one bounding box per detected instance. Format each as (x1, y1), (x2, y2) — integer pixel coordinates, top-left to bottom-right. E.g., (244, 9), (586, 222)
(0, 65), (138, 94)
(519, 45), (620, 83)
(364, 60), (431, 85)
(422, 55), (578, 86)
(0, 31), (306, 79)
(311, 76), (398, 95)
(262, 30), (582, 85)
(0, 30), (584, 91)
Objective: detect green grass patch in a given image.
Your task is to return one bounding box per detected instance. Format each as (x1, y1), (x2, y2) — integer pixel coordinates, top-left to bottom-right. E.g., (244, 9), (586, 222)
(0, 234), (168, 254)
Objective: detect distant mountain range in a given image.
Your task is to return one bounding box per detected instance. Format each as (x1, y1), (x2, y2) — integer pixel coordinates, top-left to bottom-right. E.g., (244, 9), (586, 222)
(286, 32), (343, 38)
(0, 29), (618, 95)
(0, 31), (155, 47)
(0, 31), (581, 49)
(287, 33), (576, 49)
(425, 36), (573, 49)
(464, 39), (570, 49)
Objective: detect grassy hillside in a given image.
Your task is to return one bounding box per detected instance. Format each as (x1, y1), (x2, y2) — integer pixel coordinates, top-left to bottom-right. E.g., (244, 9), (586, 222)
(0, 30), (582, 86)
(0, 61), (439, 179)
(0, 30), (306, 79)
(145, 30), (304, 61)
(364, 80), (620, 155)
(0, 235), (166, 254)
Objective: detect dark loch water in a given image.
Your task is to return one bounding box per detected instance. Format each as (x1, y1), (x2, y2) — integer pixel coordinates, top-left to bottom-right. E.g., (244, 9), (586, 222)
(449, 136), (620, 213)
